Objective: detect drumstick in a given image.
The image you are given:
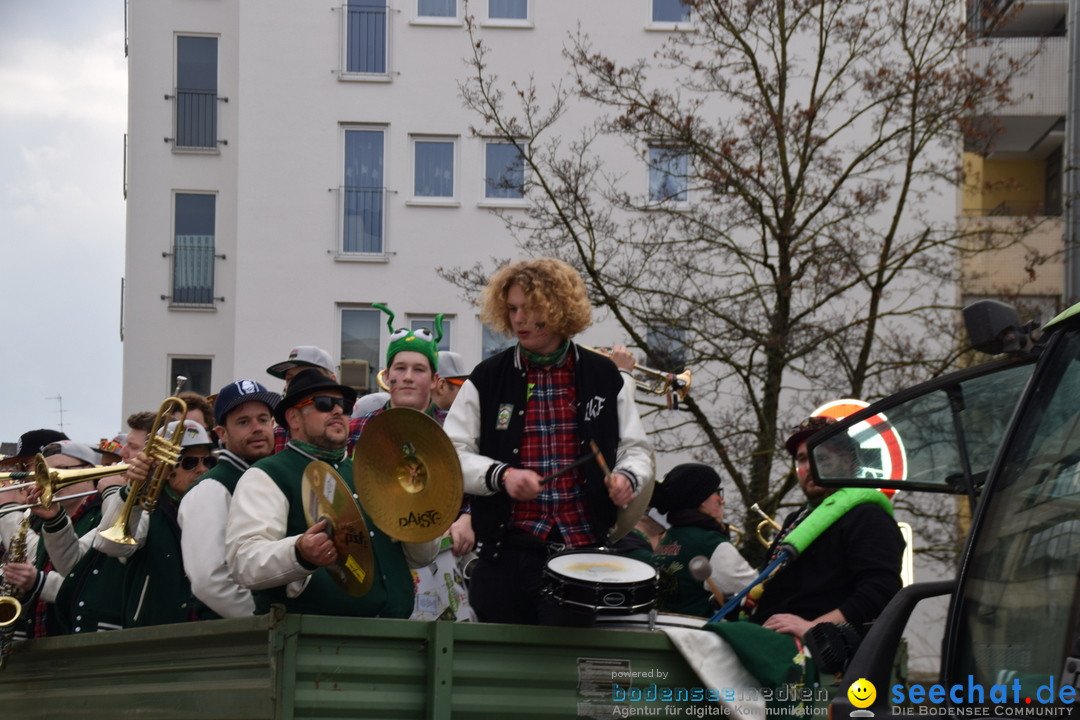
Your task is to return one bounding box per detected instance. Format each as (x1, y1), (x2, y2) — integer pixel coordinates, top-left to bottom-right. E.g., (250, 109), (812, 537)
(590, 440), (627, 508)
(538, 450), (601, 486)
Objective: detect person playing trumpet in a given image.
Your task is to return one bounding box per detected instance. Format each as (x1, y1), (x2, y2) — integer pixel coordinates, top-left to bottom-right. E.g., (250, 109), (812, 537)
(94, 420), (218, 627)
(2, 439), (103, 637)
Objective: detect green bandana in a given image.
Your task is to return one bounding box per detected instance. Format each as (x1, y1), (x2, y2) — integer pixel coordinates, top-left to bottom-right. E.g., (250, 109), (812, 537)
(289, 439), (348, 464)
(374, 302), (442, 373)
(520, 339), (571, 367)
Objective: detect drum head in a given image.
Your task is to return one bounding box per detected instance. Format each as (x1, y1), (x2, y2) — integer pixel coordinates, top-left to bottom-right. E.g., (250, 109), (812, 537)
(546, 551), (656, 584)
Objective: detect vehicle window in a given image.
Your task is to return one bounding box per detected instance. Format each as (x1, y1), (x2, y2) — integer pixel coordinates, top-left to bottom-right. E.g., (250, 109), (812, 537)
(953, 330), (1080, 703)
(809, 361), (1033, 493)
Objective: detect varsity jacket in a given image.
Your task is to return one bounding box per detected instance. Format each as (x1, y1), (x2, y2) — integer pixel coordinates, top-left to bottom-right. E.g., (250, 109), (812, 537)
(443, 343), (654, 559)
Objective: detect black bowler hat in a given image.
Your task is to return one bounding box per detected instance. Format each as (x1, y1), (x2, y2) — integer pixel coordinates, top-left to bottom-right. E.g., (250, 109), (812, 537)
(273, 368), (358, 425)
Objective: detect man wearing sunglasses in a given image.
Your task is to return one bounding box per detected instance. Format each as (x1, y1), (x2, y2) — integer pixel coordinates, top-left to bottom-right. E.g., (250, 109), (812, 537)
(178, 379), (280, 619)
(226, 369), (439, 618)
(94, 419), (217, 627)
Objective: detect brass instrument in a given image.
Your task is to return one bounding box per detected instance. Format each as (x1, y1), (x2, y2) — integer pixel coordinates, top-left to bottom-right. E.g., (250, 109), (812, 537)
(0, 513), (30, 670)
(376, 369), (391, 393)
(750, 502), (783, 548)
(581, 345), (692, 409)
(0, 488), (100, 517)
(99, 396), (188, 545)
(0, 455), (130, 508)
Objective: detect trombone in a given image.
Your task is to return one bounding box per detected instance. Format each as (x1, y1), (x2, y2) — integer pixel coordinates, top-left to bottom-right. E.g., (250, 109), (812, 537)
(581, 346), (692, 409)
(0, 455), (130, 509)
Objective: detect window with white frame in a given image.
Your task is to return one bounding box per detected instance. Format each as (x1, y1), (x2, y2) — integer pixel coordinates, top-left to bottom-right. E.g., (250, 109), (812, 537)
(411, 317), (452, 352)
(341, 307), (382, 390)
(652, 0), (691, 24)
(484, 141), (526, 200)
(487, 0), (529, 23)
(171, 193), (216, 305)
(175, 35), (218, 148)
(418, 0), (456, 19)
(412, 136), (456, 200)
(648, 145), (689, 204)
(343, 128), (386, 254)
(345, 0), (389, 75)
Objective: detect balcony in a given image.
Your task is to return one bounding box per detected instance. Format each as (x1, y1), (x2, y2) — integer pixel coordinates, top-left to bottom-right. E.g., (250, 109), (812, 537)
(173, 88), (219, 150)
(960, 215), (1064, 298)
(341, 1), (391, 79)
(341, 186), (386, 256)
(169, 234), (217, 306)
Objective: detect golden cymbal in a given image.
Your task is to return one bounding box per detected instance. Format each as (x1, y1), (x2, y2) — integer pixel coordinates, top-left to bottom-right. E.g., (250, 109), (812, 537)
(352, 408), (464, 543)
(301, 461), (374, 597)
(609, 475), (655, 543)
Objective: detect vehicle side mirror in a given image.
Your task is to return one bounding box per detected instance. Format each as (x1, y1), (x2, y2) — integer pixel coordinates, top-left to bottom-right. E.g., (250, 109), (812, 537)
(963, 300), (1033, 355)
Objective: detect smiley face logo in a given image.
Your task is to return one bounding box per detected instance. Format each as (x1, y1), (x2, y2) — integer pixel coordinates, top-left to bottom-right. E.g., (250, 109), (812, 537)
(847, 677), (876, 709)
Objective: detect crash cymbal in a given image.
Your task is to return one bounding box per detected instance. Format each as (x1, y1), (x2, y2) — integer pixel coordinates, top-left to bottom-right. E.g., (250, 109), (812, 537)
(352, 408), (464, 543)
(608, 474), (656, 543)
(302, 461), (375, 597)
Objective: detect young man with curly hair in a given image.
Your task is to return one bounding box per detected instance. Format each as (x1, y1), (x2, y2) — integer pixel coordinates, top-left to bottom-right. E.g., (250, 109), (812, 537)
(444, 257), (654, 625)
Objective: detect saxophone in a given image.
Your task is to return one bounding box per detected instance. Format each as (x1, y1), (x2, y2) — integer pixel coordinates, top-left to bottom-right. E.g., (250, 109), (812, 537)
(0, 512), (31, 671)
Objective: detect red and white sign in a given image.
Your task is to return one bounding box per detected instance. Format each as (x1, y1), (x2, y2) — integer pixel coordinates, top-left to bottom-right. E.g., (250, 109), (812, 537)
(812, 398), (907, 498)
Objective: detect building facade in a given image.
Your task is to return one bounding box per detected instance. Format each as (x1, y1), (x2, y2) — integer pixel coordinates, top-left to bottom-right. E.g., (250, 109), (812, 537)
(961, 0), (1068, 322)
(122, 0), (698, 411)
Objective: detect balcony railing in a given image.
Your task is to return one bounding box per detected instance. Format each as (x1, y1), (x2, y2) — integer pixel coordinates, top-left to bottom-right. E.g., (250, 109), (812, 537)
(342, 186), (385, 254)
(344, 2), (388, 75)
(966, 36), (1066, 117)
(170, 234), (216, 305)
(174, 88), (218, 149)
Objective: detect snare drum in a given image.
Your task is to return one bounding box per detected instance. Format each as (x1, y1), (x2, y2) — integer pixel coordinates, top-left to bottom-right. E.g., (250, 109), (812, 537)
(543, 550), (657, 614)
(595, 612), (707, 632)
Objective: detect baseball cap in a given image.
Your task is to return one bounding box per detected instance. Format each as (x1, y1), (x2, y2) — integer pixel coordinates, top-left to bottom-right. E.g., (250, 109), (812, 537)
(266, 346), (337, 380)
(42, 440), (102, 467)
(214, 379), (281, 425)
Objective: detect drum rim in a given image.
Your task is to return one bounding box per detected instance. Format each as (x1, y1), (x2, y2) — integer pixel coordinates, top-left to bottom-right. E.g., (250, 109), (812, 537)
(545, 551), (657, 583)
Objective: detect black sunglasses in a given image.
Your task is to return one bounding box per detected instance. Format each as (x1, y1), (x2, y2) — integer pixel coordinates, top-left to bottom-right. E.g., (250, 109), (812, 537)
(179, 455), (218, 471)
(295, 395), (355, 414)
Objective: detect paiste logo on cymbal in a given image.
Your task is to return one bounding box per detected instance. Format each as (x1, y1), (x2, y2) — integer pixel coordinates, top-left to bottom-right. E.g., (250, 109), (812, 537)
(398, 509), (442, 529)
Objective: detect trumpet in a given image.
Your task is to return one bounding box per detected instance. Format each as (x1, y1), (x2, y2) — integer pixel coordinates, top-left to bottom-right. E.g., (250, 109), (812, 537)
(750, 503), (783, 548)
(98, 396), (188, 545)
(581, 346), (692, 409)
(0, 455), (131, 508)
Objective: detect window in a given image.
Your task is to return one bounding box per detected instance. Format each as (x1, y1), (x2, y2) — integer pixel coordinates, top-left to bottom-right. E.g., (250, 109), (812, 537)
(647, 325), (688, 371)
(412, 137), (456, 200)
(345, 0), (388, 75)
(482, 325), (516, 359)
(488, 0), (528, 20)
(484, 141), (525, 200)
(648, 145), (689, 204)
(418, 0), (456, 18)
(343, 129), (385, 254)
(170, 357), (212, 397)
(411, 318), (452, 352)
(172, 193), (216, 305)
(175, 36), (218, 149)
(341, 308), (382, 390)
(652, 0), (691, 23)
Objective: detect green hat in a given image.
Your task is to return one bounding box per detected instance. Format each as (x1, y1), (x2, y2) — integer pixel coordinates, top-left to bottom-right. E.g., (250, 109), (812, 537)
(374, 303), (443, 373)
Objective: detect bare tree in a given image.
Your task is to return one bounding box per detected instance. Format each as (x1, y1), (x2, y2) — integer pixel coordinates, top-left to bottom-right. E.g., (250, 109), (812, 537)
(445, 0), (1039, 564)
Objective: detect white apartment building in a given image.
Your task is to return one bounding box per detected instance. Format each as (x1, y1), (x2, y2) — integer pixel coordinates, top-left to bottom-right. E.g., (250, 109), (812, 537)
(121, 0), (699, 411)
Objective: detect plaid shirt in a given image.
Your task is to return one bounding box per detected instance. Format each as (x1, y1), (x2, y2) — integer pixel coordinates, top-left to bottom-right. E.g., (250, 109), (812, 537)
(347, 402), (448, 449)
(508, 351), (597, 548)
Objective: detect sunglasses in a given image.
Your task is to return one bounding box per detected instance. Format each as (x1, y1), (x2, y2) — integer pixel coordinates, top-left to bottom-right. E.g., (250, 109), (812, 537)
(295, 395), (355, 414)
(179, 455), (218, 471)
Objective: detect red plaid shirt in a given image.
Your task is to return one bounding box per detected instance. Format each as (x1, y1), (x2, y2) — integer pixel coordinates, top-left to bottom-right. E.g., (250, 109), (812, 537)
(509, 351), (597, 548)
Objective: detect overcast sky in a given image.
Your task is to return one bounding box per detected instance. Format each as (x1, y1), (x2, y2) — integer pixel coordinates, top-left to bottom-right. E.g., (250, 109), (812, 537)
(0, 0), (127, 446)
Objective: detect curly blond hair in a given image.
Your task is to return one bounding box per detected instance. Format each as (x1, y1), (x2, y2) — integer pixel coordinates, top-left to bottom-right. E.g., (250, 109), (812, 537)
(479, 258), (593, 339)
